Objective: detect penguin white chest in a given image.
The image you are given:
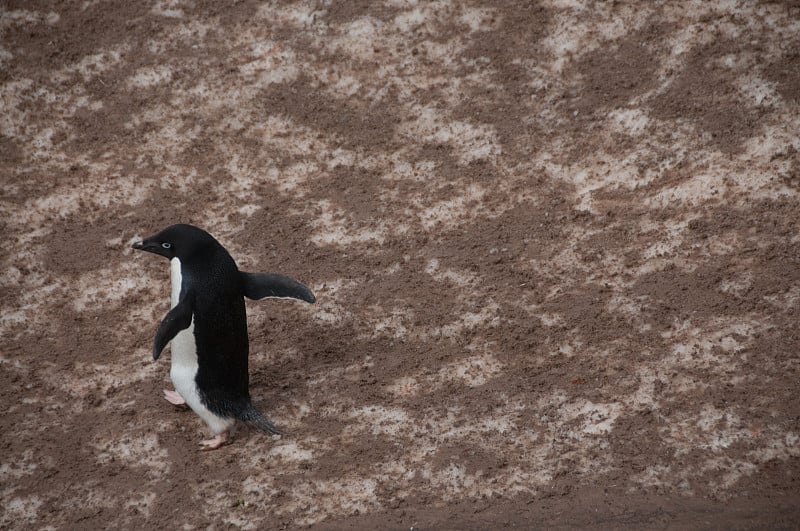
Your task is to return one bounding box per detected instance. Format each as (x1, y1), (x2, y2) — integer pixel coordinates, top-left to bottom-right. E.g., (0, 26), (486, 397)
(169, 258), (199, 403)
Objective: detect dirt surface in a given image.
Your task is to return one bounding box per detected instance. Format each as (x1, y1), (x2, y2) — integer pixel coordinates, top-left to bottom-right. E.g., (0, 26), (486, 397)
(2, 1), (799, 528)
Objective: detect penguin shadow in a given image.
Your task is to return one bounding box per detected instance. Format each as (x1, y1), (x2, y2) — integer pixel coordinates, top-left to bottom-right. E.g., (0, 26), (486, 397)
(246, 300), (409, 443)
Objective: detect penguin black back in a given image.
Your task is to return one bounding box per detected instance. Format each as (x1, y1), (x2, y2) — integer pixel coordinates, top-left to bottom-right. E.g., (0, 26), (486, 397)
(133, 223), (315, 445)
(136, 225), (251, 410)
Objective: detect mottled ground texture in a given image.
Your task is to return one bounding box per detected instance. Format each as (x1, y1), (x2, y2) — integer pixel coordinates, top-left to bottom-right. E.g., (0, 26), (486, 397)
(2, 0), (799, 528)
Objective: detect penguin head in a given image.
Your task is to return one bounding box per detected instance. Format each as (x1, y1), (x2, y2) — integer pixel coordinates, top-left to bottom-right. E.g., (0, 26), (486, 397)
(132, 224), (218, 261)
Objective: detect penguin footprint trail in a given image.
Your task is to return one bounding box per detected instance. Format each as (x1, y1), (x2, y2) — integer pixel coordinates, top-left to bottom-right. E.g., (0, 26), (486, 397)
(132, 224), (315, 450)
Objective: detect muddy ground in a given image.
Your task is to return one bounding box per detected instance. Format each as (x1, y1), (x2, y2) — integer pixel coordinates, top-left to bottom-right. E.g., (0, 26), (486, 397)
(2, 0), (800, 528)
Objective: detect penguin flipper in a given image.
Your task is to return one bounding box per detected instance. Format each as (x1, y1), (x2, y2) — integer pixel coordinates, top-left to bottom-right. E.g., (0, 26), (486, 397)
(241, 272), (316, 304)
(152, 291), (194, 361)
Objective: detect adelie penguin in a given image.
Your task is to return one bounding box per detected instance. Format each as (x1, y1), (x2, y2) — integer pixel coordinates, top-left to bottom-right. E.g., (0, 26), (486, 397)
(132, 224), (315, 449)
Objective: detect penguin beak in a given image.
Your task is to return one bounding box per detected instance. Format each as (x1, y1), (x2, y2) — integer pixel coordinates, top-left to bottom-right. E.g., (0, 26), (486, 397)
(132, 240), (164, 256)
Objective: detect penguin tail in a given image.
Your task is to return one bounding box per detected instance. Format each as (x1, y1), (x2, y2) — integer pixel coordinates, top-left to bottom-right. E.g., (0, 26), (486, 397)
(239, 402), (283, 436)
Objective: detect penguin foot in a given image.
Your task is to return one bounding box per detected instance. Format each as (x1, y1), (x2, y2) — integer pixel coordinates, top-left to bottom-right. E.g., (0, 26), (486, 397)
(199, 431), (228, 450)
(163, 389), (187, 406)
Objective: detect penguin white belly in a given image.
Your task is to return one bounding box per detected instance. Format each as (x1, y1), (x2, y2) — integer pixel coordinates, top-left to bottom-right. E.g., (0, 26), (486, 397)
(169, 258), (234, 435)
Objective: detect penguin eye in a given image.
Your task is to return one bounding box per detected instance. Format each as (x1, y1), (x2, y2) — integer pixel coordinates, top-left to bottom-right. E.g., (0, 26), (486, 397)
(162, 242), (172, 249)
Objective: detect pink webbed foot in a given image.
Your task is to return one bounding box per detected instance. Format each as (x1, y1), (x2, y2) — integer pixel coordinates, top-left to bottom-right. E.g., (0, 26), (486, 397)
(163, 389), (187, 406)
(199, 431), (229, 450)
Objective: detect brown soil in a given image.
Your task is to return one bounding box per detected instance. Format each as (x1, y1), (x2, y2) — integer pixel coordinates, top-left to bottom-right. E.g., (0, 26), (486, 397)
(2, 1), (799, 529)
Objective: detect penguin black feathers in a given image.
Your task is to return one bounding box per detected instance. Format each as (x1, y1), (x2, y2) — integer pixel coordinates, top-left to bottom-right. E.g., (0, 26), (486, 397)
(132, 224), (315, 449)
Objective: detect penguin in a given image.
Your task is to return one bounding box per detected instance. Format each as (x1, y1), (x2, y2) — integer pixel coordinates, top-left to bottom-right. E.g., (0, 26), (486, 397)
(132, 223), (315, 449)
